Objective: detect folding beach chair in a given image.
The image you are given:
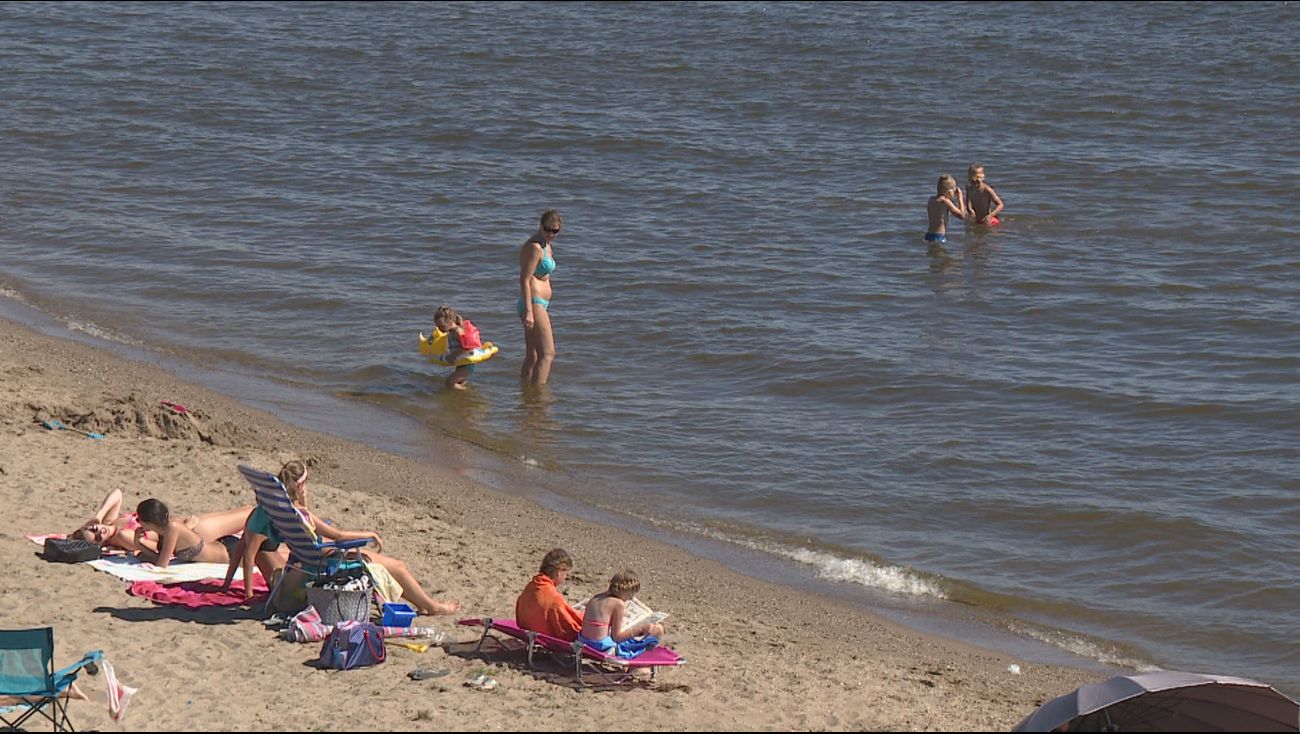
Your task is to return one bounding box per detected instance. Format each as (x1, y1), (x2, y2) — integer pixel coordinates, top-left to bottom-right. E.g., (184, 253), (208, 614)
(236, 464), (374, 617)
(458, 617), (685, 686)
(0, 628), (101, 732)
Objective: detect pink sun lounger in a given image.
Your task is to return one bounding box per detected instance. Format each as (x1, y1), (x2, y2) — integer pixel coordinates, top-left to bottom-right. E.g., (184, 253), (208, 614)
(457, 617), (685, 685)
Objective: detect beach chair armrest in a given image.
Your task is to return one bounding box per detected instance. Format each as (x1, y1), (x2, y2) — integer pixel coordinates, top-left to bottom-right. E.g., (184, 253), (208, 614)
(52, 650), (103, 691)
(320, 538), (372, 551)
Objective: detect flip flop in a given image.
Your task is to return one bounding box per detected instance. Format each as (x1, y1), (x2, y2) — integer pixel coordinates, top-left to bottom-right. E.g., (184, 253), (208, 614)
(407, 666), (450, 681)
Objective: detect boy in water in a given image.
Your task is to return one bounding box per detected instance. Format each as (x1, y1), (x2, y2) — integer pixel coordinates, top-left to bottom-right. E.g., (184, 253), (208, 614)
(926, 175), (966, 256)
(965, 163), (1004, 226)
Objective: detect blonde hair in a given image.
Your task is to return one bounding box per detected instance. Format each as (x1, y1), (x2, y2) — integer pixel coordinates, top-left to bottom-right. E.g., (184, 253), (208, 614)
(278, 460), (308, 505)
(433, 305), (462, 332)
(937, 175), (958, 194)
(540, 210), (562, 230)
(607, 568), (641, 599)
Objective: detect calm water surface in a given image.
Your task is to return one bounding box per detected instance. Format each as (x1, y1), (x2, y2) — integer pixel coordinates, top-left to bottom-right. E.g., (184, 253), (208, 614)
(2, 2), (1297, 692)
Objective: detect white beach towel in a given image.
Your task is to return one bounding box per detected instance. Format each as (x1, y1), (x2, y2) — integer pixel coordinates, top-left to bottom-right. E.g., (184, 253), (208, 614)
(86, 555), (247, 583)
(27, 535), (250, 583)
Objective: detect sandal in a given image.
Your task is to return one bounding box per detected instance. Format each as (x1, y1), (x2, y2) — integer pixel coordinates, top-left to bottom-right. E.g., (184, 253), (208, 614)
(408, 666), (451, 681)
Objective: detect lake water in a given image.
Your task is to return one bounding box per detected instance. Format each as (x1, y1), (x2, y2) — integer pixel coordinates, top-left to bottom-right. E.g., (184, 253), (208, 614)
(2, 2), (1297, 693)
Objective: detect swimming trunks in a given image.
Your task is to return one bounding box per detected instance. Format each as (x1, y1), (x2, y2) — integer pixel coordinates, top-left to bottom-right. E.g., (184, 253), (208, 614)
(924, 232), (947, 243)
(577, 633), (659, 659)
(530, 241), (556, 278)
(977, 216), (1000, 227)
(517, 296), (551, 318)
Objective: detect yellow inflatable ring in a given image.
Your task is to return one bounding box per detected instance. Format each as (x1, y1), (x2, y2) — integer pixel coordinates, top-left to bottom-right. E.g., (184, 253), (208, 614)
(419, 330), (499, 367)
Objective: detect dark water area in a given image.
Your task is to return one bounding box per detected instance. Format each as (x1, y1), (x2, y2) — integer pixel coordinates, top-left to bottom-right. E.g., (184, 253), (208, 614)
(2, 2), (1297, 692)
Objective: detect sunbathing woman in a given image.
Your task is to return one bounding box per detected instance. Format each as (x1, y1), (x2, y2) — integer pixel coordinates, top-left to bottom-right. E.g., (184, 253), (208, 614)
(274, 460), (461, 616)
(71, 489), (254, 558)
(132, 498), (250, 568)
(70, 489), (156, 554)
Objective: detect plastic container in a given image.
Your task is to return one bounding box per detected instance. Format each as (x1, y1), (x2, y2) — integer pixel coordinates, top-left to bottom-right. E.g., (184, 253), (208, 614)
(381, 601), (416, 628)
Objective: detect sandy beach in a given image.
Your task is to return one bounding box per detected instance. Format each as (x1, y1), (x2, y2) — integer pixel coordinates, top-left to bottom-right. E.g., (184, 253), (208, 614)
(0, 316), (1104, 731)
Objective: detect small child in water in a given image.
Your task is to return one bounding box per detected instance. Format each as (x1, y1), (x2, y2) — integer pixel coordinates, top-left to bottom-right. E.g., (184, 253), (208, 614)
(926, 174), (967, 256)
(965, 163), (1004, 226)
(433, 305), (481, 390)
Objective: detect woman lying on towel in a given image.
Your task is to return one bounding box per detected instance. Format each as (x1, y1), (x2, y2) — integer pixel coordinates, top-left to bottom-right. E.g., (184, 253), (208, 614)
(132, 498), (249, 568)
(239, 460), (461, 616)
(70, 489), (252, 557)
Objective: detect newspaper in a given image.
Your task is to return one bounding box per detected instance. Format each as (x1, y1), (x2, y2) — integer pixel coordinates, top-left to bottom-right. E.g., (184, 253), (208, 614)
(573, 595), (669, 630)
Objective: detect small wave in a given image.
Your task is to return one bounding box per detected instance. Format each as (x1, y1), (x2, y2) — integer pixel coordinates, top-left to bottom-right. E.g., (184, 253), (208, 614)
(1006, 621), (1160, 673)
(781, 547), (949, 599)
(0, 286), (32, 305)
(65, 319), (144, 347)
(687, 526), (948, 599)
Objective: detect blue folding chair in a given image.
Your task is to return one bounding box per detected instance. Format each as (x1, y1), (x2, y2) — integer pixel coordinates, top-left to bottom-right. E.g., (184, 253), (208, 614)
(236, 464), (373, 616)
(0, 628), (102, 732)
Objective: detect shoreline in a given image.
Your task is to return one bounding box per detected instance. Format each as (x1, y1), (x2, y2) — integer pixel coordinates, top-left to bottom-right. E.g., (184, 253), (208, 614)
(0, 313), (1105, 730)
(0, 290), (1122, 676)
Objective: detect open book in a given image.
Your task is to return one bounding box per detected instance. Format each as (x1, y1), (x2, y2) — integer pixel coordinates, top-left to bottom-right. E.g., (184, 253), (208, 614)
(573, 595), (669, 631)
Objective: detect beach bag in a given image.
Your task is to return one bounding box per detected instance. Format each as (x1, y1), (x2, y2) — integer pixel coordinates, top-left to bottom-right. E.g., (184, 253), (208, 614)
(306, 564), (372, 626)
(457, 320), (483, 350)
(318, 621), (386, 670)
(43, 537), (102, 563)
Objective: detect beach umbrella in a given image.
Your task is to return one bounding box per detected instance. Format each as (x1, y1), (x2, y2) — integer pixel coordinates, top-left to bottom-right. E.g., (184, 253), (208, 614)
(1012, 671), (1299, 732)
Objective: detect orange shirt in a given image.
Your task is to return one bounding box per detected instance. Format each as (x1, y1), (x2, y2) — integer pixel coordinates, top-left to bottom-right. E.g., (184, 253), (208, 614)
(515, 573), (583, 641)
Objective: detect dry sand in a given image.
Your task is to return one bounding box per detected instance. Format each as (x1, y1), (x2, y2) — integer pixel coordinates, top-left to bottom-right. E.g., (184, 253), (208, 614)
(0, 317), (1105, 731)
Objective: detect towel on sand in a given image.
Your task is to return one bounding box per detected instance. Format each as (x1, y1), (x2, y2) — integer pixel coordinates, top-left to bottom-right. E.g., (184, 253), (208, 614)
(127, 577), (270, 608)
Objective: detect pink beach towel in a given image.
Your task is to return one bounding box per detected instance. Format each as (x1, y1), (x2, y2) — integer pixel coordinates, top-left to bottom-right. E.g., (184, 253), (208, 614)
(127, 577), (269, 608)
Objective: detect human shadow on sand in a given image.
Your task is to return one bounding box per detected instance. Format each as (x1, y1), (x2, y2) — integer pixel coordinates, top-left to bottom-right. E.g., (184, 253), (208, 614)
(94, 604), (264, 626)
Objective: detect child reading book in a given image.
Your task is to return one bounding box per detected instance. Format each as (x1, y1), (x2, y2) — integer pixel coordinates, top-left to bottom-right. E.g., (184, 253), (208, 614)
(576, 568), (666, 658)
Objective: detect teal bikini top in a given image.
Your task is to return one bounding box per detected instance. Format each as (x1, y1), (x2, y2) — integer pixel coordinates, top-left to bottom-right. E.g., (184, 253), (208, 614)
(532, 243), (556, 278)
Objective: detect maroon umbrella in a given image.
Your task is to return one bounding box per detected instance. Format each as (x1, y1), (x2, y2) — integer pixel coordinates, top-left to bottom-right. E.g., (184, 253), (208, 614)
(1013, 671), (1299, 732)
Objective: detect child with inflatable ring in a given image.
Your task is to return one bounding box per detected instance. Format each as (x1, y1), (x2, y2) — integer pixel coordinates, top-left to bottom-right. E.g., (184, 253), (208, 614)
(434, 305), (481, 391)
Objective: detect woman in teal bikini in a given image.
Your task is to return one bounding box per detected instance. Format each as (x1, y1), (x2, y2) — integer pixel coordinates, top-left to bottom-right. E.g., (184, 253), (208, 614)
(518, 210), (562, 384)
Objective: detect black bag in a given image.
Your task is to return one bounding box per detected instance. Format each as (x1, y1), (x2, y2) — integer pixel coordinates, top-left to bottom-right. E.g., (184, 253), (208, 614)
(43, 537), (102, 563)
